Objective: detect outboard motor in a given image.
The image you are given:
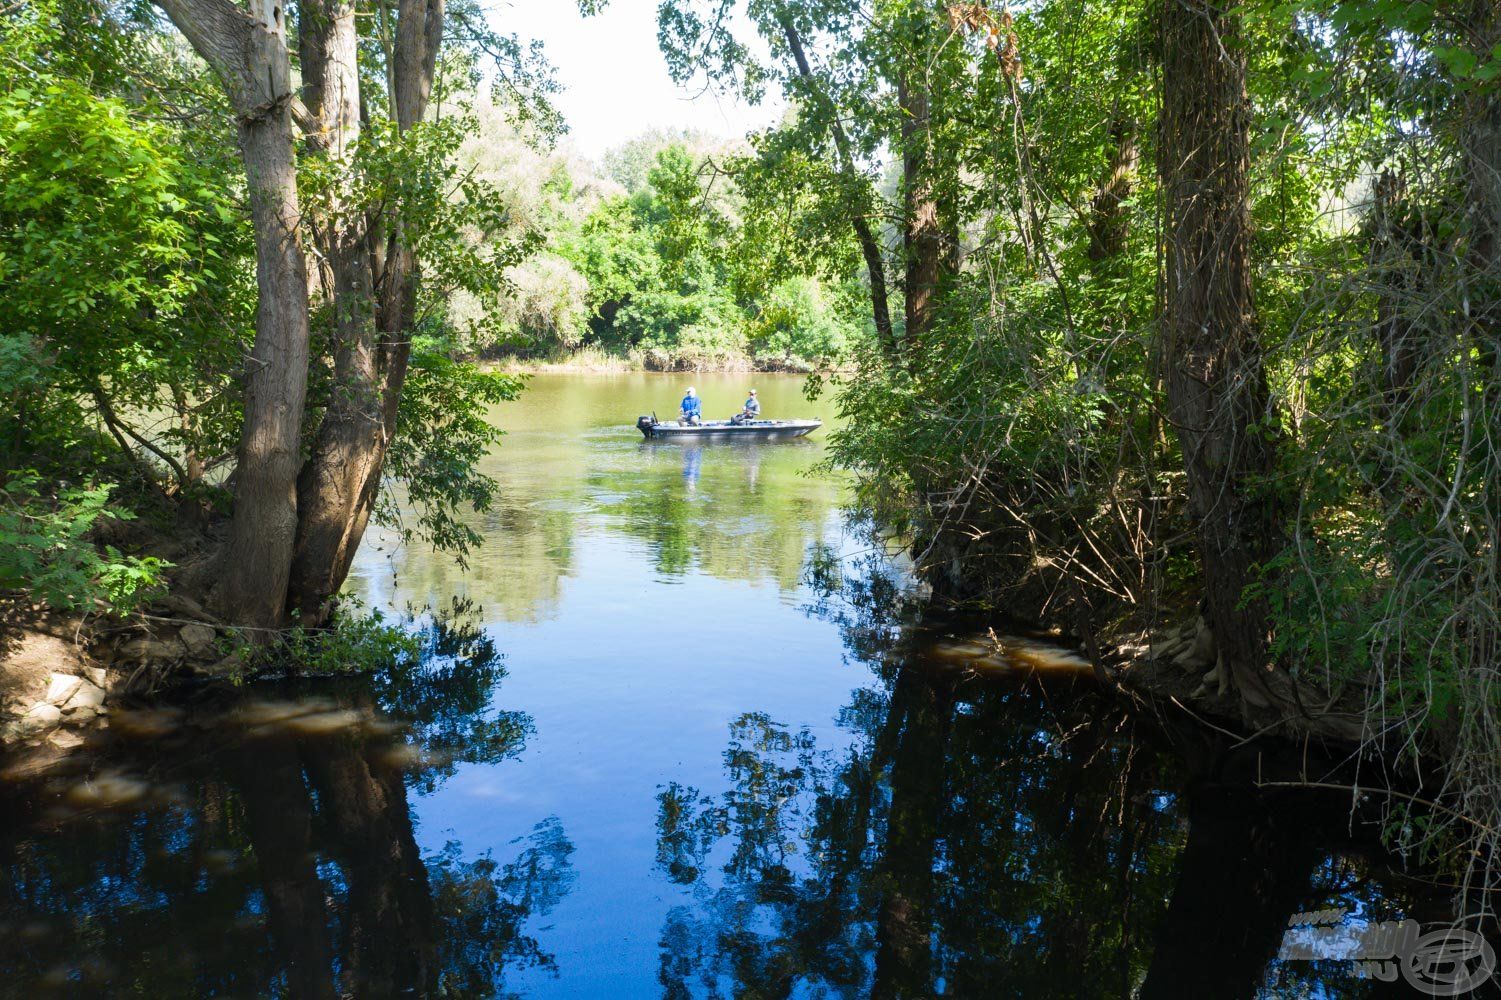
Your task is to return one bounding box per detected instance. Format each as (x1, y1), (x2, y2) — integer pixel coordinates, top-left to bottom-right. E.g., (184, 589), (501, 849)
(636, 415), (657, 439)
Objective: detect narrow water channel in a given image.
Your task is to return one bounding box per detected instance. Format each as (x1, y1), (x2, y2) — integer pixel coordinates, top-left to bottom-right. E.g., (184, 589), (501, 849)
(0, 374), (1485, 997)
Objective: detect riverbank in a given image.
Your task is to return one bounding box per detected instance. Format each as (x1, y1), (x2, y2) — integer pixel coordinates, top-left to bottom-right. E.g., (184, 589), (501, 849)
(913, 555), (1372, 750)
(0, 591), (247, 750)
(481, 345), (830, 374)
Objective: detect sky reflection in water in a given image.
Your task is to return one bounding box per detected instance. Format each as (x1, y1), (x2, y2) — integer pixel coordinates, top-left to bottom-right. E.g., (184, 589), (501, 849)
(0, 374), (1475, 998)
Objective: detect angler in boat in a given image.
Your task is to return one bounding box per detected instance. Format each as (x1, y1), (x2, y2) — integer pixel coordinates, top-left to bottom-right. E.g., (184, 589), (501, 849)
(680, 386), (702, 426)
(638, 386), (820, 441)
(732, 389), (760, 424)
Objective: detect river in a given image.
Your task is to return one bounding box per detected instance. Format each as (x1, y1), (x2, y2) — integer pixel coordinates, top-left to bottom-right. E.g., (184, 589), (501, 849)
(0, 373), (1487, 997)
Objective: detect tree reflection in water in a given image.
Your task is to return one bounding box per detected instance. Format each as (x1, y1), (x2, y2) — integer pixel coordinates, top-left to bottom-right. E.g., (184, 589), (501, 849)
(0, 607), (573, 998)
(655, 541), (1462, 999)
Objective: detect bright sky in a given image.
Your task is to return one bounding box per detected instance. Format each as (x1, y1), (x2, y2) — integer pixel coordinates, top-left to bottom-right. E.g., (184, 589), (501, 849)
(497, 0), (784, 160)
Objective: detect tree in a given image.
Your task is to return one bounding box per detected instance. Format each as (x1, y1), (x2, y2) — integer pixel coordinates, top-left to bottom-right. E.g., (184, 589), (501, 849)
(656, 0), (907, 357)
(285, 0), (447, 621)
(143, 0), (532, 630)
(1157, 0), (1281, 713)
(774, 12), (896, 352)
(153, 0), (311, 631)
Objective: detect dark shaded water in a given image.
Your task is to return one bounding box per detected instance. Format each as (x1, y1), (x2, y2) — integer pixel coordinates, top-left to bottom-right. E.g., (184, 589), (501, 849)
(0, 375), (1492, 997)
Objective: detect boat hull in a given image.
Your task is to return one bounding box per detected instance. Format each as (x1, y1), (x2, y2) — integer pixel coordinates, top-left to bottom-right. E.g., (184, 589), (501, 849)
(636, 417), (821, 441)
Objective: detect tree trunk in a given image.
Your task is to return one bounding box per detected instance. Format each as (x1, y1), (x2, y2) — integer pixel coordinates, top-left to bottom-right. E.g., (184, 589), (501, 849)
(900, 64), (942, 352)
(1158, 0), (1280, 712)
(287, 0), (384, 622)
(286, 0), (444, 621)
(155, 0), (311, 633)
(777, 15), (896, 355)
(1464, 0), (1501, 296)
(1371, 171), (1422, 429)
(1462, 0), (1501, 664)
(1086, 116), (1139, 264)
(1369, 170), (1428, 518)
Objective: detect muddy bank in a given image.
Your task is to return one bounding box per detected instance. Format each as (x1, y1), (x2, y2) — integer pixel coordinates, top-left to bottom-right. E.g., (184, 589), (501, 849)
(0, 595), (242, 750)
(904, 580), (1369, 751)
(889, 520), (1372, 751)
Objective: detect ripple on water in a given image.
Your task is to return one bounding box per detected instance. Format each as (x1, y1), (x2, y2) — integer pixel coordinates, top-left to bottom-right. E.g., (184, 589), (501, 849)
(233, 698), (400, 740)
(587, 490), (629, 506)
(527, 498), (600, 515)
(716, 516), (771, 537)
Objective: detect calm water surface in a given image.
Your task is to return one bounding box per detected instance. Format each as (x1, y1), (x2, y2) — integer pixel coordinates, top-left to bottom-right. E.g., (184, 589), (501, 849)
(0, 373), (1489, 997)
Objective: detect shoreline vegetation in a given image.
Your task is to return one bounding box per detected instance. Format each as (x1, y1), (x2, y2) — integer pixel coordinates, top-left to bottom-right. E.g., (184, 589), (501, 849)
(480, 345), (829, 375)
(5, 0), (1501, 929)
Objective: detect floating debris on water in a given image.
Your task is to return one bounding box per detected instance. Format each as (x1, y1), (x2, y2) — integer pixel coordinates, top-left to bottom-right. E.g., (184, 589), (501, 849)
(111, 707), (185, 739)
(278, 708), (366, 735)
(234, 699), (338, 728)
(64, 771), (153, 810)
(925, 633), (1094, 675)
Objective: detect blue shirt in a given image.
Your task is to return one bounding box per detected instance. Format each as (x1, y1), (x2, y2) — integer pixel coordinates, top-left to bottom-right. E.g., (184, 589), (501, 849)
(743, 396), (760, 416)
(681, 394), (701, 418)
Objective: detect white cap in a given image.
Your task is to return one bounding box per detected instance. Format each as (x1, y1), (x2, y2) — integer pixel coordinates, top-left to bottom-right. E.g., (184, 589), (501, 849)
(686, 387), (696, 394)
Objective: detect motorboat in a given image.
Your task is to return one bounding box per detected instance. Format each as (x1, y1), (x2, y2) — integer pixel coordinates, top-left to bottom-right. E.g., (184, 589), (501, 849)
(636, 415), (821, 441)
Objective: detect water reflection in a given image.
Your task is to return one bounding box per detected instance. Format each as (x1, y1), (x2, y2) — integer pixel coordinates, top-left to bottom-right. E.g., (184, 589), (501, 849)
(680, 444), (702, 491)
(6, 375), (1491, 997)
(652, 549), (1489, 999)
(0, 613), (573, 997)
(349, 375), (842, 621)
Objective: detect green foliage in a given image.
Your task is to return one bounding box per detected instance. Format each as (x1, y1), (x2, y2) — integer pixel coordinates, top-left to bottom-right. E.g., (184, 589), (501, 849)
(554, 139), (868, 365)
(0, 0), (249, 612)
(0, 471), (169, 611)
(656, 0), (1501, 818)
(272, 598), (425, 677)
(0, 67), (249, 467)
(451, 114), (871, 365)
(751, 276), (864, 360)
(378, 343), (525, 562)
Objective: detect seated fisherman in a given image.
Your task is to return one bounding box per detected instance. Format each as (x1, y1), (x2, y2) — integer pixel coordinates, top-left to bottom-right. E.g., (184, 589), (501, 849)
(733, 388), (761, 424)
(680, 386), (702, 425)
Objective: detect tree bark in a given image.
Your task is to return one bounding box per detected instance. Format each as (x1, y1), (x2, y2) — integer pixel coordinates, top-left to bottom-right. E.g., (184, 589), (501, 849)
(1369, 169), (1428, 523)
(1462, 0), (1501, 659)
(1464, 0), (1501, 301)
(286, 0), (444, 621)
(156, 0), (311, 632)
(287, 0), (384, 621)
(899, 62), (943, 352)
(1158, 0), (1280, 711)
(1371, 171), (1422, 428)
(1086, 115), (1139, 264)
